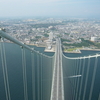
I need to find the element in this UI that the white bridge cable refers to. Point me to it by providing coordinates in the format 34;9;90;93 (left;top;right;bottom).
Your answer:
40;53;43;100
37;53;40;100
73;59;79;100
21;48;28;100
98;93;100;100
31;52;35;100
62;51;100;59
62;57;82;100
75;58;82;100
82;56;90;100
78;57;86;100
0;38;11;100
0;30;54;58
72;59;77;100
89;56;98;100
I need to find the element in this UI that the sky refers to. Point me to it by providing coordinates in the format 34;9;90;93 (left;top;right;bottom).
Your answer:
0;0;100;18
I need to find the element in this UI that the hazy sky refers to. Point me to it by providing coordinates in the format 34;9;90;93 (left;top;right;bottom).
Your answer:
0;0;100;18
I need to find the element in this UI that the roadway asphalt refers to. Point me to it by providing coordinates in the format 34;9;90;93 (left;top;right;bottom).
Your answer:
50;38;64;100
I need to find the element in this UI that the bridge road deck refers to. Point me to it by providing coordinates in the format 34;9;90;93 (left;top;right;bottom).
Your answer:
50;39;64;100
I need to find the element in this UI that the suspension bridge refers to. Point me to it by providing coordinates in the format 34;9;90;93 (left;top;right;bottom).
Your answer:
0;30;100;100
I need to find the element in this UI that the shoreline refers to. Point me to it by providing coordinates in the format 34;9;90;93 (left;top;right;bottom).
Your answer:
2;42;100;53
63;48;100;53
63;51;81;53
80;48;100;51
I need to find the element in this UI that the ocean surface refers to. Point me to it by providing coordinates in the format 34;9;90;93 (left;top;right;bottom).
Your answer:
0;43;100;100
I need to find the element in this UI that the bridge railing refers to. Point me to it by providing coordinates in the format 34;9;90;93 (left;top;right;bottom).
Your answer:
0;30;54;100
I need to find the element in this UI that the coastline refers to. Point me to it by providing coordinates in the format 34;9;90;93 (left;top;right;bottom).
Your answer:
1;42;100;53
63;51;81;53
63;48;100;53
80;48;100;51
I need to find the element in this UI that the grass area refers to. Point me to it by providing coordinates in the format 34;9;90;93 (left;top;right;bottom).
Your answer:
64;47;82;52
62;38;100;51
95;43;100;49
67;48;77;51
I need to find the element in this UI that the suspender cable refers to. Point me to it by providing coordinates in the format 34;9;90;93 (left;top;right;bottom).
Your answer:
31;52;35;100
37;52;40;100
82;56;90;100
75;58;82;100
21;47;28;100
0;38;11;100
40;53;43;100
72;59;77;100
0;38;8;100
89;55;98;100
98;93;100;100
72;59;76;100
73;59;79;100
78;57;86;100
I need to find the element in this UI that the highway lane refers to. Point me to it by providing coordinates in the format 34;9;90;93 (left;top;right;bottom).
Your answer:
50;38;64;100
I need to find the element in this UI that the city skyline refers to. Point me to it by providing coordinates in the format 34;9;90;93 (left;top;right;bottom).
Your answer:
0;0;100;18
